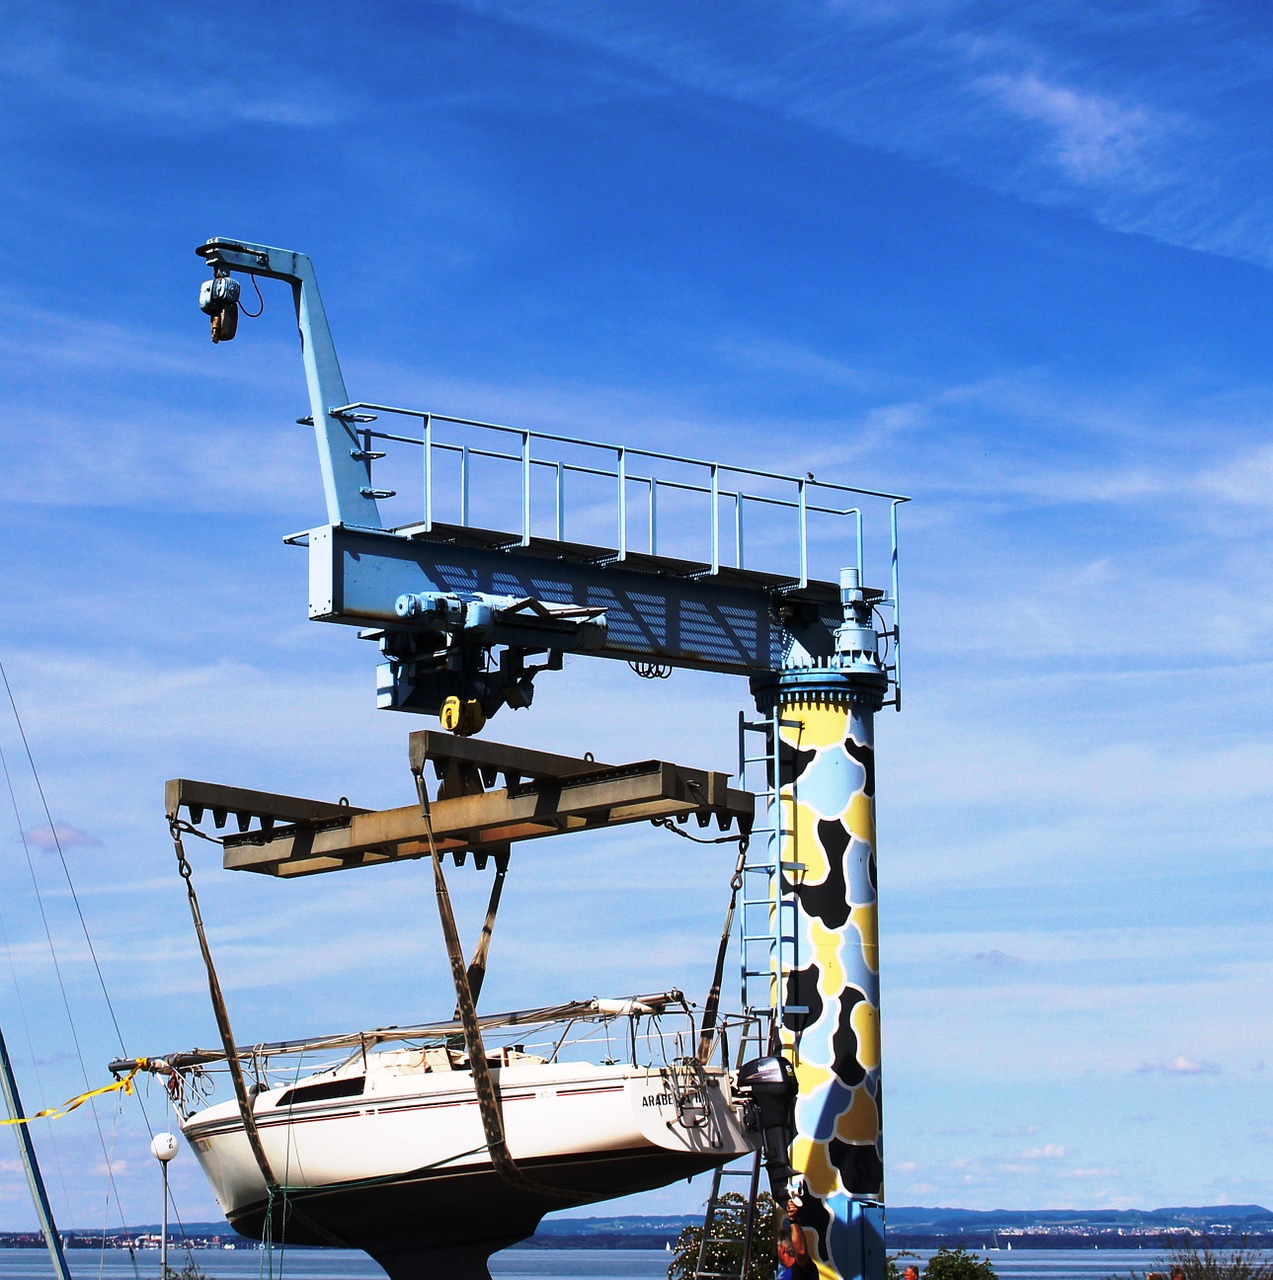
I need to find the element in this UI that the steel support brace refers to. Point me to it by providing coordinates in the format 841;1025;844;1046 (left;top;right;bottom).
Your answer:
196;238;383;530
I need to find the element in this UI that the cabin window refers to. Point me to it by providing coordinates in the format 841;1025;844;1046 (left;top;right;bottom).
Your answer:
276;1076;365;1107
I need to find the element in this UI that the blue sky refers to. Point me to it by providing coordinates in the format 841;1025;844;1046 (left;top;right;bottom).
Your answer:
2;0;1273;1235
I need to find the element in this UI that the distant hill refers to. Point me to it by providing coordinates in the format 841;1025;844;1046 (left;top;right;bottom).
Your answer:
28;1206;1273;1253
885;1206;1273;1229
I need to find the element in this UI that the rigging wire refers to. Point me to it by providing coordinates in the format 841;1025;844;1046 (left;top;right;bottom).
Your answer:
0;731;132;1234
0;830;74;1218
0;661;131;1056
0;657;164;1251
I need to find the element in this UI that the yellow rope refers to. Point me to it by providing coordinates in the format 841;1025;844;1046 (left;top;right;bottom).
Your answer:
0;1063;145;1125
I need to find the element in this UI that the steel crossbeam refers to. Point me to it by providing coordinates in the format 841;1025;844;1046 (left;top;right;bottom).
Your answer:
168;752;753;879
310;523;845;679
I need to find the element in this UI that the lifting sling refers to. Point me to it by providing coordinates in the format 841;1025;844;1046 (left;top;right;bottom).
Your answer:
413;768;589;1204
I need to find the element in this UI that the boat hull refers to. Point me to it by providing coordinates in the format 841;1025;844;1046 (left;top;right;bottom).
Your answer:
182;1059;751;1270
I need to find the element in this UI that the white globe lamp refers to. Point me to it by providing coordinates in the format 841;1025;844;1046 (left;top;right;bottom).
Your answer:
151;1132;179;1277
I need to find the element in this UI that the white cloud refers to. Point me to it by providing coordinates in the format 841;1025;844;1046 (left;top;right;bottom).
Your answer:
448;1;1273;267
978;72;1163;187
1200;444;1273;509
1136;1056;1222;1076
1019;1143;1066;1160
26;824;101;851
0;9;356;132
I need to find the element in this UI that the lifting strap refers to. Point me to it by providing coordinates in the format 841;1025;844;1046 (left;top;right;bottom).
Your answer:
412;770;589;1204
696;836;749;1065
168;819;349;1249
460;845;509;1013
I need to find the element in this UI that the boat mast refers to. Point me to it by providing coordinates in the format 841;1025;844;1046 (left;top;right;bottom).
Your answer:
0;1025;72;1280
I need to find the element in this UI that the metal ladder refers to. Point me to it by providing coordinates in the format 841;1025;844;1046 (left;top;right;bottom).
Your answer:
687;712;800;1280
690;1113;765;1279
737;709;802;1050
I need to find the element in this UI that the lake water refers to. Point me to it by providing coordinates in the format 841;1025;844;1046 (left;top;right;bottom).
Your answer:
0;1245;1221;1280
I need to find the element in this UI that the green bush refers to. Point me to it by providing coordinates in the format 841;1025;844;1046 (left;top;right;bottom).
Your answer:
1121;1242;1273;1280
667;1191;779;1280
921;1246;999;1280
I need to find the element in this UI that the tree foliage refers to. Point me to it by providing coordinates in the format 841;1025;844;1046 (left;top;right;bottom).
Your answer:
887;1251;921;1280
667;1191;779;1280
163;1266;211;1280
921;1246;999;1280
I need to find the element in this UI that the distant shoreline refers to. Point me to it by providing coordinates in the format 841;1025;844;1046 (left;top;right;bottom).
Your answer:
3;1207;1268;1254
0;1235;1269;1254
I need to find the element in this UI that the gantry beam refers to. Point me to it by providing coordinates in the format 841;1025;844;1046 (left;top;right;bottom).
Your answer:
310;523;845;678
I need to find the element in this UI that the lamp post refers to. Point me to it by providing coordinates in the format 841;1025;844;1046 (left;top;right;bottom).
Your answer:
151;1133;179;1278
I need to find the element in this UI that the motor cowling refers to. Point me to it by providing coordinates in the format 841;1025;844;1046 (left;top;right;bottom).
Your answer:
199;274;240;343
735;1054;798;1198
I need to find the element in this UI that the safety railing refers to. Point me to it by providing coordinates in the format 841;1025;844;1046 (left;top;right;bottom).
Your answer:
330;402;909;594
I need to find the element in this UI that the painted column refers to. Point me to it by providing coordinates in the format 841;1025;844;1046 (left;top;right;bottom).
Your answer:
751;569;888;1280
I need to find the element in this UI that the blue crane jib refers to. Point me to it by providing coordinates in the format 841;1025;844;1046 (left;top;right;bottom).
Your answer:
196;238;908;733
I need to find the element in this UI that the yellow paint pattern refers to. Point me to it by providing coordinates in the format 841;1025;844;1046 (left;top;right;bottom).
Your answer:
779;702;849;751
785;797;832;884
849;903;879;974
832;1081;881;1143
809;917;847;993
846;790;876;845
849;999;880;1072
791;1135;839;1198
794;1058;833;1099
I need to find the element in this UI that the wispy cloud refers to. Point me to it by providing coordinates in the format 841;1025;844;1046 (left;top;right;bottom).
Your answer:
0;7;356;131
977;71;1167;188
453;0;1273;268
1136;1056;1222;1076
25;823;101;850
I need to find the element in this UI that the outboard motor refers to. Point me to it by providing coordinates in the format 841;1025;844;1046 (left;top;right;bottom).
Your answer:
735;1054;798;1198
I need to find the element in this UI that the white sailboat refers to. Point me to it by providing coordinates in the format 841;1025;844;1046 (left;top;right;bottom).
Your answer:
120;993;759;1276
